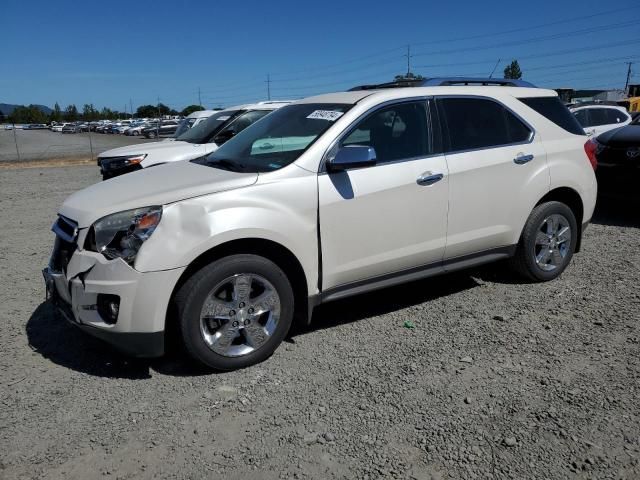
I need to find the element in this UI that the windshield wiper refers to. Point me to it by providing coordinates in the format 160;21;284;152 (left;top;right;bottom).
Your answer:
206;158;247;172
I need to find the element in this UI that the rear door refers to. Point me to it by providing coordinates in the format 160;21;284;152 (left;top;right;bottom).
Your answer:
318;99;449;289
436;96;549;260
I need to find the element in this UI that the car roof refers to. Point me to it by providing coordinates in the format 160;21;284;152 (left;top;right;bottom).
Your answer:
294;86;556;106
185;109;218;119
569;103;627;111
224;100;293;112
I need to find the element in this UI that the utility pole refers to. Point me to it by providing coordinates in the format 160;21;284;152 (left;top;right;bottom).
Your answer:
130;99;134;119
624;62;633;93
405;44;412;77
124;104;127;119
198;87;202;107
266;74;271;100
157;96;161;137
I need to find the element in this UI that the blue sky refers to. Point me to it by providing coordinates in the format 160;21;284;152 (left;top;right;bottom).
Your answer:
2;0;639;111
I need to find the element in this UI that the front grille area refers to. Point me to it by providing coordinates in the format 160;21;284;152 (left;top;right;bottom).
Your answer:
50;215;78;273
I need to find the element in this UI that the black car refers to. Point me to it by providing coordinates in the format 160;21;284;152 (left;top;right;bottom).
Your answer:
594;115;640;187
142;120;179;138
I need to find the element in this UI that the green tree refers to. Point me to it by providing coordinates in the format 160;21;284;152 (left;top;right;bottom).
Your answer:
100;107;116;120
64;104;79;122
8;105;48;124
50;102;62;123
181;105;204;116
503;60;522;80
82;103;99;121
136;103;172;118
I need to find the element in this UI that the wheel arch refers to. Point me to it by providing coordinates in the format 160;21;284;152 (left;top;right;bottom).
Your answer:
167;238;310;337
533;187;585;252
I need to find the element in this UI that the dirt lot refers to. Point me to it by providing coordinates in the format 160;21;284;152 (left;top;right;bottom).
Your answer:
0;130;155;162
0;165;638;480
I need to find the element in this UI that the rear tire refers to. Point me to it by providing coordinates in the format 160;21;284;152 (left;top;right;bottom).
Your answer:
511;201;578;282
175;254;294;371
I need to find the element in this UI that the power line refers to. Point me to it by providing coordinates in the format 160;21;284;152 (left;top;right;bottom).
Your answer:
410;5;640;46
411;19;639;58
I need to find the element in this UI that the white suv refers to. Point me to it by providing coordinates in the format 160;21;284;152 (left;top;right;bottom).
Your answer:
97;101;290;179
570;103;631;137
43;81;597;370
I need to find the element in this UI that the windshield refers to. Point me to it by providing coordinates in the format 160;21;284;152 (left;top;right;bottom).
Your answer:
209;110;272;144
177;110;240;144
195;103;351;173
174;117;198;138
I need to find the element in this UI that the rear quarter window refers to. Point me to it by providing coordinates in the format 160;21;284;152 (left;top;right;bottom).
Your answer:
518;97;585;136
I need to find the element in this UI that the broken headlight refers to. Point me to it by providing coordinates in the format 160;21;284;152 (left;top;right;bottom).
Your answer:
87;206;162;264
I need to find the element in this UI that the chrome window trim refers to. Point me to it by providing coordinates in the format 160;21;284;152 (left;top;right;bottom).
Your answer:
435;94;536;155
319;96;440;173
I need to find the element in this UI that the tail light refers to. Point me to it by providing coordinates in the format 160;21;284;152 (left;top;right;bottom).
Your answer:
584;139;598;171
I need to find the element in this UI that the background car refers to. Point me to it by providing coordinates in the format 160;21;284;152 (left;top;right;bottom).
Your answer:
172;109;220;139
570;103;631;137
98;101;290;179
142;120;180;138
61;124;81;133
593;114;640;189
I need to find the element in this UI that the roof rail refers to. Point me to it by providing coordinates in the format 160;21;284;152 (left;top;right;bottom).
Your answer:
422;77;536;87
349;77;536;91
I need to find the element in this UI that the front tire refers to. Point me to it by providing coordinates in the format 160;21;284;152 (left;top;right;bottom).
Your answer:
511;201;578;282
175;254;294;371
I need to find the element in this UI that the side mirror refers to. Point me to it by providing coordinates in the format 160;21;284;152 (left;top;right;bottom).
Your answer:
327;145;377;172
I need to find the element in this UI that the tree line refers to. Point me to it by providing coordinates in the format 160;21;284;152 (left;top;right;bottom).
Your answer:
2;103;205;124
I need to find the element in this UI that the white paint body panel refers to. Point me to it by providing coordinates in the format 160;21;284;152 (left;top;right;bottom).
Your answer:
49;85;598;342
318;155;449;289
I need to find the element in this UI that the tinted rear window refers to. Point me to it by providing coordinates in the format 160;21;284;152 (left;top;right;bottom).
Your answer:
519;97;585;135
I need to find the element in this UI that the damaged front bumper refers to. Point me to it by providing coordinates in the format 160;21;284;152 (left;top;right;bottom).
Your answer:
43;241;185;358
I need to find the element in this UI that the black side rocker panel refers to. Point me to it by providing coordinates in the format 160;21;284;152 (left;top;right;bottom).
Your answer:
308;246;516;319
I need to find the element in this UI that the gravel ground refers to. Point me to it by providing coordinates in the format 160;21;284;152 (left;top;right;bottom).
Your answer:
0;130;155;162
0;166;638;480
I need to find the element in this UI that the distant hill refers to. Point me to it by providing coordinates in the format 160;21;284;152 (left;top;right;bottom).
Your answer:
0;103;52;116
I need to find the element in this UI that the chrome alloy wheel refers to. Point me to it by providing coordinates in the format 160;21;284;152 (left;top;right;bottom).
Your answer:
199;274;281;357
533;213;572;272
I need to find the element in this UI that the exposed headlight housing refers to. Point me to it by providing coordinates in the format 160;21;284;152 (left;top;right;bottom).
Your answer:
100;154;147;171
86;206;162;265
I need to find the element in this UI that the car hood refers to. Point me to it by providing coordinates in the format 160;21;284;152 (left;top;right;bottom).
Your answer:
98;140;194;158
597;125;640;147
59;161;258;227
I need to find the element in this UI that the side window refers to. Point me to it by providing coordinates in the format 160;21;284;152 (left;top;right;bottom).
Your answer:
573;109;589;127
438;97;532;152
587;108;611;126
605;109;628;124
341;101;430;163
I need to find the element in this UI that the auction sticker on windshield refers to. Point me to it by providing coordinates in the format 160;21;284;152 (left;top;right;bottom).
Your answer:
216;116;231;121
307;110;344;121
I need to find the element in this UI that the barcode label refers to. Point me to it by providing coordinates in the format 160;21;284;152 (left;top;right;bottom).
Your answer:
306;110;344;121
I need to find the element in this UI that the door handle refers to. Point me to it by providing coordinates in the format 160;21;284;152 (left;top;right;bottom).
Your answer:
513;153;534;165
416;172;444;186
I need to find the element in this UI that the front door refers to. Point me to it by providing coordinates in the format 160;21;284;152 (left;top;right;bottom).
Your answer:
318;100;449;290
